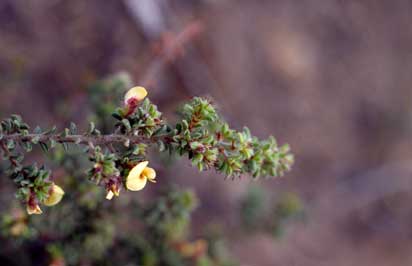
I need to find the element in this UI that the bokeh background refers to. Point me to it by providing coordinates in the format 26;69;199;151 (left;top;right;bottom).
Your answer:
2;0;412;265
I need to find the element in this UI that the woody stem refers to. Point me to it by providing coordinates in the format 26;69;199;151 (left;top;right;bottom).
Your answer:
0;133;155;146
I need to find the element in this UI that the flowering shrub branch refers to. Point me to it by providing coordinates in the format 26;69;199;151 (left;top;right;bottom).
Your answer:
0;86;294;215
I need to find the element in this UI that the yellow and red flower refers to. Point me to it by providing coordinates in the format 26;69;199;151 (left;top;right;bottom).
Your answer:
26;194;42;215
124;86;147;106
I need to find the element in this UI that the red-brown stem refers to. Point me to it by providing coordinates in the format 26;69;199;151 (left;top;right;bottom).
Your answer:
0;141;18;166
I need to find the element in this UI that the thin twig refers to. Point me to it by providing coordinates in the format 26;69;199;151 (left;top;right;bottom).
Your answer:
0;142;18;167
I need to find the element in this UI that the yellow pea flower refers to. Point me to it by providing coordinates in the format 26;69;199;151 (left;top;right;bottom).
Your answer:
43;184;65;206
26;203;42;215
126;161;157;191
10;222;26;236
124;86;148;105
9;208;27;236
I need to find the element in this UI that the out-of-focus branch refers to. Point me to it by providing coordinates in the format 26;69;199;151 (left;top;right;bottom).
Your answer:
139;21;203;88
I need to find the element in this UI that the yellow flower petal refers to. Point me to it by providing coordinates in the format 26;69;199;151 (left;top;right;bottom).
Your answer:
126;161;149;191
124;86;148;105
106;190;114;200
27;204;42;215
43;184;65;206
126;175;147;191
142;167;156;183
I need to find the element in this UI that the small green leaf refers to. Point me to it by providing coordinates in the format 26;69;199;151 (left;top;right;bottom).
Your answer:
88;122;96;134
157;140;166;152
31;135;40;144
50;139;57;148
196;162;204;172
63;128;70;137
39;142;49;153
121;119;131;132
34;126;42;134
21;141;32;152
44;126;57;135
112;111;123;120
7;140;15;150
62;142;69;152
124;139;130;147
189;142;202;150
69;122;77;134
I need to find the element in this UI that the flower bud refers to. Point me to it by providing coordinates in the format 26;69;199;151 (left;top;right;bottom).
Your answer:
106;190;115;200
27;194;42;215
27;203;42;215
106;181;120;200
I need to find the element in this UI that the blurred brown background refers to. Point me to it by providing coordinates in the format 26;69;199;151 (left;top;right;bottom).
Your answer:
2;0;412;265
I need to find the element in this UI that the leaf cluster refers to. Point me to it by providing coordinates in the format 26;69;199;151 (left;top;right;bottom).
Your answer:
162;97;294;178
